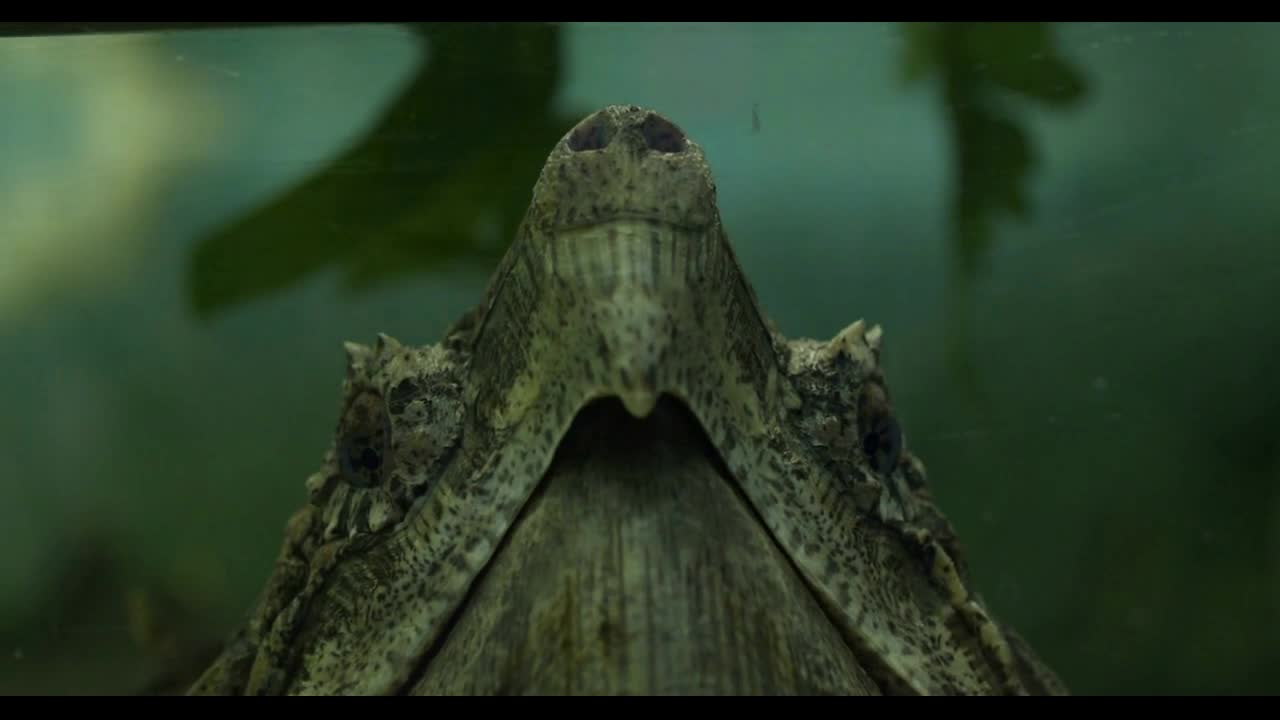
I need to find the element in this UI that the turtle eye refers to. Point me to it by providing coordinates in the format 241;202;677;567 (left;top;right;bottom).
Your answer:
858;382;902;476
861;414;902;476
337;390;391;488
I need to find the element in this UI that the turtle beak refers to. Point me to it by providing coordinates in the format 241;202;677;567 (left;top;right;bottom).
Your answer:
598;296;666;419
406;396;883;696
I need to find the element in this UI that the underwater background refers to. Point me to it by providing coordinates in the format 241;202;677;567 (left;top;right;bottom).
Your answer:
0;22;1276;694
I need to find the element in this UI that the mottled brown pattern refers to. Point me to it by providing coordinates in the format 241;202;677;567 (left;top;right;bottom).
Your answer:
410;398;880;695
186;105;1066;696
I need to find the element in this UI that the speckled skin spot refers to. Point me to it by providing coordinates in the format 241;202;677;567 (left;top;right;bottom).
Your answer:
186;105;1067;697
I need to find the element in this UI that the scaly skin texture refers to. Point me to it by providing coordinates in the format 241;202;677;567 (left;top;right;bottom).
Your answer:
187;105;1068;696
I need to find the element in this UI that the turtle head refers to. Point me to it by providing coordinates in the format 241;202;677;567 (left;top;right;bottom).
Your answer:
525;105;721;234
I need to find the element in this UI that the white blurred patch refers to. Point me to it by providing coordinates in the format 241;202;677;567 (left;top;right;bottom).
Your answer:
0;33;225;324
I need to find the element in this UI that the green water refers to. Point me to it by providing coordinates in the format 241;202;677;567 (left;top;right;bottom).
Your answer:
0;22;1276;695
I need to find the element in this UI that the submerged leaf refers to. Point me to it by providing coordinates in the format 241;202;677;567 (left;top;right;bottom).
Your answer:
960;22;1087;108
953;108;1035;273
902;22;1088;389
899;23;942;83
902;22;1088;275
187;22;582;318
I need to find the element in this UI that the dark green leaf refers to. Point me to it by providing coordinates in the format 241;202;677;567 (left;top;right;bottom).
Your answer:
901;22;1088;385
900;22;1089;276
960;22;1088;108
187;22;583;318
900;23;943;83
953;108;1035;273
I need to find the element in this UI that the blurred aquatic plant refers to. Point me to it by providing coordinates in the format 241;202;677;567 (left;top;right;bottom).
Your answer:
901;22;1088;276
184;22;583;318
184;22;1088;320
182;22;1088;322
900;22;1088;388
3;22;1089;319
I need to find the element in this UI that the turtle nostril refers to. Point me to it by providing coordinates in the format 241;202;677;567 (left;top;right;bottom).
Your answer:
567;113;613;151
640;113;687;154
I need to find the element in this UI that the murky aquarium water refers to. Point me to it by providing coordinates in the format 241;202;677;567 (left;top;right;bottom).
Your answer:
1;22;1276;696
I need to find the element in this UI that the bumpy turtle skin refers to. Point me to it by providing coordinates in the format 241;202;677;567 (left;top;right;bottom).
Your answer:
187;105;1068;697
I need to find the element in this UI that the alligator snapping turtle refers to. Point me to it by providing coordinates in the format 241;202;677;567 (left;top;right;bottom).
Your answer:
187;104;1068;696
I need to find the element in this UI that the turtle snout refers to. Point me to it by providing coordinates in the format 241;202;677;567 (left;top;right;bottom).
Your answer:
536;105;715;233
566;108;687;155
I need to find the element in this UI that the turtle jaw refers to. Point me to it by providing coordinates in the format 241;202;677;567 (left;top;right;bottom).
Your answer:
401;396;882;696
618;384;659;418
467;217;737;433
